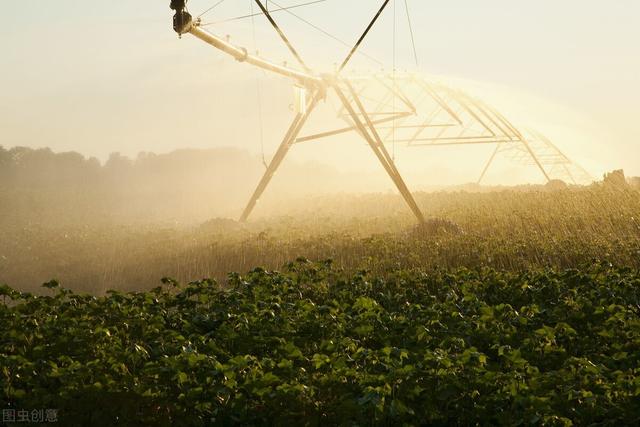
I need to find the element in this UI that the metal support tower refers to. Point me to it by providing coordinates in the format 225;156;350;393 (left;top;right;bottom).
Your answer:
170;1;593;222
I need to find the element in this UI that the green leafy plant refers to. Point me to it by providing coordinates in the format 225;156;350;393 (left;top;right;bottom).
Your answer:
2;261;639;426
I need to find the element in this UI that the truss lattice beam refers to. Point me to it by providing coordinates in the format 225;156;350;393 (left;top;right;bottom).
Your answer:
171;7;594;222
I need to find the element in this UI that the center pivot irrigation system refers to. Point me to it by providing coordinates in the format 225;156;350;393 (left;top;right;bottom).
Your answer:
169;0;592;224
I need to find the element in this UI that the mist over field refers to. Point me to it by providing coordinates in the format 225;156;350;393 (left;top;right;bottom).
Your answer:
0;145;504;225
1;144;638;294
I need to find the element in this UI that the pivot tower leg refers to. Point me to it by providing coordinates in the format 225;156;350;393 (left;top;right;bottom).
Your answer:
333;80;426;224
239;90;321;222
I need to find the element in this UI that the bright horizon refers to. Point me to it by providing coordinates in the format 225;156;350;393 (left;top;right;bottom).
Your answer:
1;0;639;182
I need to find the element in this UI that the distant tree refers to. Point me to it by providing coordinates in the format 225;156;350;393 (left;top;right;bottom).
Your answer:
0;145;8;163
105;152;133;171
0;146;10;167
0;146;10;184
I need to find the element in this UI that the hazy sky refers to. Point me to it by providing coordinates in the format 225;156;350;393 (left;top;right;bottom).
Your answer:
1;0;639;183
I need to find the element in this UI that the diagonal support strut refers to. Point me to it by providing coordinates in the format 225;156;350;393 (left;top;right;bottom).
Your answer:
239;89;322;222
253;0;311;73
333;80;426;223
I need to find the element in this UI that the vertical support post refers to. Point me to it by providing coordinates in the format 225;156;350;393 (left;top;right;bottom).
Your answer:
239;90;321;222
334;80;426;224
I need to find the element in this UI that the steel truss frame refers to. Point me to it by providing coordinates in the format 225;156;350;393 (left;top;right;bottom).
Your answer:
173;1;592;223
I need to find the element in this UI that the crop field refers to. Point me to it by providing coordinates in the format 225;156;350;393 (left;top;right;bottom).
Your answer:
2;262;640;426
2;183;640;293
4;0;640;423
2;181;640;425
